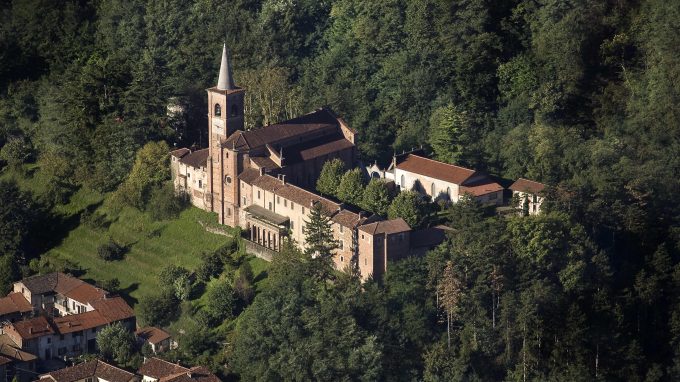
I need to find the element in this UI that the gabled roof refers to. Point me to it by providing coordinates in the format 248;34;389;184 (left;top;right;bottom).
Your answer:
138;358;189;380
136;327;171;345
0;334;38;362
244;174;341;214
9;316;55;340
223;108;341;151
0;292;32;316
331;209;369;229
395;154;477;185
179;149;209;169
90;297;135;323
52;311;108;334
160;366;221;382
460;181;504;197
359;218;411;235
39;359;137;382
170;148;190;159
17;272;107;304
509;178;546;194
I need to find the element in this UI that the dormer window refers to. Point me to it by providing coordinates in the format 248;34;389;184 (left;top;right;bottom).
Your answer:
214;104;221;116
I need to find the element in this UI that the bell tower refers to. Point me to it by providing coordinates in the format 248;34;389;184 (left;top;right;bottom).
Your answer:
207;44;245;225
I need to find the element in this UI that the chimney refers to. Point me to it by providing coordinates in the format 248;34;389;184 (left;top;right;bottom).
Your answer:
259;167;265;176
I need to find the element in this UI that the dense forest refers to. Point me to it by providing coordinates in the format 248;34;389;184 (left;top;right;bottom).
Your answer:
1;0;680;380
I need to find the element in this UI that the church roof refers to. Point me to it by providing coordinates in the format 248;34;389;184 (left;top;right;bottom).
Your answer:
223;108;341;151
179;149;209;169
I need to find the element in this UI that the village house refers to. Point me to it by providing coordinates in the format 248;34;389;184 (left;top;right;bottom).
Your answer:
38;359;139;382
0;335;37;382
135;327;174;354
509;178;546;215
0;273;135;361
0;293;32;323
138;357;220;382
170;148;209;210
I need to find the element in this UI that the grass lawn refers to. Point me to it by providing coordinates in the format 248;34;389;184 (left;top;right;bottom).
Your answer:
46;206;234;306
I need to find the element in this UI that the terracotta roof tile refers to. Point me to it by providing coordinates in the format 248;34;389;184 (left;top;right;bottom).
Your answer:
238;168;261;184
160;366;221;382
396;154;477;185
62;284;107;305
331;210;368;228
179;149;209;169
509;178;546;194
9;316;55;340
250;156;279;170
247;174;340;214
53;311;108;334
281;133;354;165
0;292;32;316
359;218;411;235
460;181;504;197
170;148;190;158
136;327;171;345
40;359;136;382
223;108;341;151
138;358;188;379
89;297;135;322
0;335;38;362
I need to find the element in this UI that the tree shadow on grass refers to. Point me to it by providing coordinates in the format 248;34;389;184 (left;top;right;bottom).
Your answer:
30;200;105;256
118;283;140;307
253;270;268;284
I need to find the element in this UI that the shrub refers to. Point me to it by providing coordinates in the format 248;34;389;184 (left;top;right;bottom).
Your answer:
97;239;125;261
81;209;110;230
147;184;187;221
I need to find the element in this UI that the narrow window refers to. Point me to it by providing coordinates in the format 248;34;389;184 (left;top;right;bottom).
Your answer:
242;197;246;205
431;183;436;197
302;207;305;214
400;174;405;189
284;199;287;207
268;202;272;210
198;180;202;189
290;220;294;229
214;104;221;116
291;202;295;210
340;256;344;262
277;196;280;204
257;190;261;199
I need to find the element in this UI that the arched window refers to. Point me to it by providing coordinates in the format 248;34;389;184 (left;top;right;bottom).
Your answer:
231;104;238;117
431;183;436;197
214;104;221;116
400;174;405;189
225;175;231;184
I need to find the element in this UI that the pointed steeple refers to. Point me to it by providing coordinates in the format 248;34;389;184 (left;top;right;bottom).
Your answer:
217;44;235;90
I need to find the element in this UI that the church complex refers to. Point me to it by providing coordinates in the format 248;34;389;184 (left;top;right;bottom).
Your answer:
171;46;545;280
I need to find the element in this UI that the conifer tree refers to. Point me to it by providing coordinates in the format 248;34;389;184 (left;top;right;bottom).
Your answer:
303;202;339;259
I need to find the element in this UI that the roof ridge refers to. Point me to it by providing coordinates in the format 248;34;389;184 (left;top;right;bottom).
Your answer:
405;154;476;174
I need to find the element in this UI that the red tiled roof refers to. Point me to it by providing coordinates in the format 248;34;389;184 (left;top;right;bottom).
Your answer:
40;359;136;382
223;108;341;151
160;366;221;382
138;358;188;379
9;316;55;340
460;181;504;197
170;148;190;158
0;334;38;362
331;209;368;229
179;149;209;169
246;174;341;214
359;218;411;235
250;156;279;170
396;154;477;185
53;311;108;334
90;297;135;322
0;292;32;316
136;327;171;345
281;133;354;165
509;178;545;194
63;284;107;305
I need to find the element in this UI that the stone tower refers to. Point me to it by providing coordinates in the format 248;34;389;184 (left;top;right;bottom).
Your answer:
207;44;245;225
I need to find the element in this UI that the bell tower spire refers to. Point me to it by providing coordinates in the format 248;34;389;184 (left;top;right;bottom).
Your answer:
217;44;235;90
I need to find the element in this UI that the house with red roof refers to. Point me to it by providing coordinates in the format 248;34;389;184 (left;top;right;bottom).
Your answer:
509;178;546;215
